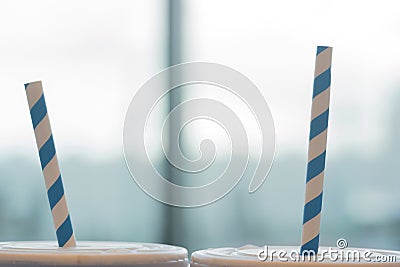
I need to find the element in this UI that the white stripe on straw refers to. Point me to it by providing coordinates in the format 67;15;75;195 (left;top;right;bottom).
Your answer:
24;81;76;247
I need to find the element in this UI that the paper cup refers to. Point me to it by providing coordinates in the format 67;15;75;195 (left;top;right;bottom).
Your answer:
0;241;188;267
191;246;400;267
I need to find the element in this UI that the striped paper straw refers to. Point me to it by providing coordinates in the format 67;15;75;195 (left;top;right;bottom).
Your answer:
301;46;333;254
24;81;76;248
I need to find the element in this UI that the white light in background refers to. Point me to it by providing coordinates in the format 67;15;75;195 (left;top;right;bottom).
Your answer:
1;0;400;160
0;0;166;158
184;0;400;156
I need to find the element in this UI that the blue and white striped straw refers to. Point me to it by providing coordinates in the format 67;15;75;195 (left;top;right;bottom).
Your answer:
24;81;76;247
301;46;333;254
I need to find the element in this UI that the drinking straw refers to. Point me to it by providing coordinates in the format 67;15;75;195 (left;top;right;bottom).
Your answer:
24;81;76;247
301;46;333;254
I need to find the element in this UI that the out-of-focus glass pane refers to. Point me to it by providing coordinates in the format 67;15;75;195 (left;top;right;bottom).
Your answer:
1;0;400;256
175;0;400;252
0;0;168;243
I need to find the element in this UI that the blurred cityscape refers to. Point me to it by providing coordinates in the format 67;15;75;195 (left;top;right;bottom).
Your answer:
1;90;400;253
0;0;400;255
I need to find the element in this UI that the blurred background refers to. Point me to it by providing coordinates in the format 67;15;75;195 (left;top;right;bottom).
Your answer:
0;0;400;254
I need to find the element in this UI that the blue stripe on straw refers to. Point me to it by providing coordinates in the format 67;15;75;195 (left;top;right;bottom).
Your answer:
309;110;329;140
303;193;323;224
306;151;326;182
30;94;47;128
56;215;73;247
39;135;56;169
48;176;65;209
316;46;328;55
312;68;331;98
24;83;30;90
301;234;320;253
